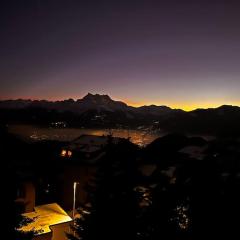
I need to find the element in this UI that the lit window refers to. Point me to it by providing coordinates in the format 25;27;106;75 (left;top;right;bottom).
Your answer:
67;150;72;157
61;150;67;157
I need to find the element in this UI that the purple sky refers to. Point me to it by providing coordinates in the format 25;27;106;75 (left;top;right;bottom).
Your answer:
1;1;240;110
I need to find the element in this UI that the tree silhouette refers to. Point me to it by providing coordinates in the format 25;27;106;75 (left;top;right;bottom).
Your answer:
67;138;139;240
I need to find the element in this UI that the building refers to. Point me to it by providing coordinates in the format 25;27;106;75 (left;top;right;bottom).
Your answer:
15;181;36;213
59;134;122;208
19;203;72;240
60;134;121;163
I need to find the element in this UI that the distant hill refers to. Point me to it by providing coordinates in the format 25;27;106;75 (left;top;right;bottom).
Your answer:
1;93;240;136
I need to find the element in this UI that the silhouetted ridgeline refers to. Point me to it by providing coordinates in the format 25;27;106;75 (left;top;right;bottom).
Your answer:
1;94;240;136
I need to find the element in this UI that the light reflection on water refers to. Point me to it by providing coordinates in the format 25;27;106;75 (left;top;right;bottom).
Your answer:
8;124;163;146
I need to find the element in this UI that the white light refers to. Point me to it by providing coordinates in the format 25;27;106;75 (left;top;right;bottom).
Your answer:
73;182;79;220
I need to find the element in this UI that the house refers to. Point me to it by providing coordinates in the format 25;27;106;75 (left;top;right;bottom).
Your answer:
58;135;123;209
60;134;121;163
15;181;35;213
19;203;72;240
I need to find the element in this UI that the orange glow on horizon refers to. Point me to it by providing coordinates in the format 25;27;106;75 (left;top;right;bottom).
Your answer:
124;99;240;111
1;95;240;112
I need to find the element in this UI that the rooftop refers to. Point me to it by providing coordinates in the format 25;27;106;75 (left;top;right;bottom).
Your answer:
19;203;72;235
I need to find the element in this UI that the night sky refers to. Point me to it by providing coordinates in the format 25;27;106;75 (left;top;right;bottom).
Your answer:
1;1;240;110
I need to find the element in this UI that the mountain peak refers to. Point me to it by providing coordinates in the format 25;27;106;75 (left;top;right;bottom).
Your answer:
82;93;112;101
76;93;127;111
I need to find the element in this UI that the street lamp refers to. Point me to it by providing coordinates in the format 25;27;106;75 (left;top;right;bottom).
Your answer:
73;181;79;220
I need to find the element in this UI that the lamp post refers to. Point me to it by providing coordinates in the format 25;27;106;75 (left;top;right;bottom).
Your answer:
73;181;79;220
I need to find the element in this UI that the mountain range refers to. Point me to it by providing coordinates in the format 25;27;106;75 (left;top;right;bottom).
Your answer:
1;93;240;136
0;93;174;114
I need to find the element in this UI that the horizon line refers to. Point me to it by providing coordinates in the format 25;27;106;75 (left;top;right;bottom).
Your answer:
0;94;239;112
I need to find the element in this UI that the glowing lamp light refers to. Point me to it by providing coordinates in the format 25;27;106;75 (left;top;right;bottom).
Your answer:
67;150;72;157
61;149;67;157
61;149;72;157
73;182;79;219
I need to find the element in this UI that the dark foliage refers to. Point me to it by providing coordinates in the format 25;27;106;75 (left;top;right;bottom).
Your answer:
67;139;139;240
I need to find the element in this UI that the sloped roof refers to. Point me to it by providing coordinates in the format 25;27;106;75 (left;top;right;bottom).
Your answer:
19;203;72;235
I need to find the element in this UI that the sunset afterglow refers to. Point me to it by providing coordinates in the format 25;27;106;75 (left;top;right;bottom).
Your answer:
1;1;240;109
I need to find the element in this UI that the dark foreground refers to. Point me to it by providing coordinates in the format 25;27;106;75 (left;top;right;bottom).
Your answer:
2;124;240;240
